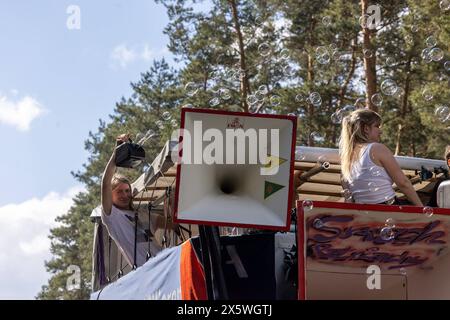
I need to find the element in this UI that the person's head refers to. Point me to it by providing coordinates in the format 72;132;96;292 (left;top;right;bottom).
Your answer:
339;109;382;181
111;174;133;210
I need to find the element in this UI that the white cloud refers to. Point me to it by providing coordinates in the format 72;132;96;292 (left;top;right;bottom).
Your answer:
141;44;154;61
110;43;169;69
0;93;46;131
0;186;85;299
110;44;137;69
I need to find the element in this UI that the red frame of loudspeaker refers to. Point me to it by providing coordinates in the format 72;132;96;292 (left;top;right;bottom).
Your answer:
296;200;450;300
173;107;297;231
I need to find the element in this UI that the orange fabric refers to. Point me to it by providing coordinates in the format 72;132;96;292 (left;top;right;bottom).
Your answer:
180;240;207;300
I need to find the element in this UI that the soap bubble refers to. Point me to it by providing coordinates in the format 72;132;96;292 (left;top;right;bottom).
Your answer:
385;218;396;228
209;97;220;107
435;105;450;122
381;79;398;96
367;182;379;193
425;36;437;48
422;89;433;101
313;218;324;228
411;24;419;33
322;16;332;26
444;61;450;72
170;119;178;128
270;95;281;106
369;166;382;177
315;46;328;57
302;200;313;211
341;189;353;201
184;82;199;97
354;98;366;109
422;48;432;63
440;0;450;11
258;85;268;95
182;103;194;109
317;53;331;65
386;57;396;67
309;92;322;106
380;226;395;241
220;88;231;100
295;94;304;103
156;120;164;130
279;48;290;61
331;111;342;124
371;93;383;106
254;15;264;27
423;206;434;217
430;47;444;62
315;46;331;64
310;131;322;143
363;49;373;58
359;14;369;28
247;94;258;106
162;111;172;121
320;162;330;170
258;42;271;57
394;87;405;99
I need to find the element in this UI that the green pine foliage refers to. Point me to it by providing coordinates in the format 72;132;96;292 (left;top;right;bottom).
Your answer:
38;0;449;299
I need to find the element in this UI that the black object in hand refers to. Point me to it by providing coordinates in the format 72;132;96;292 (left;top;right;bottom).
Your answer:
115;141;146;168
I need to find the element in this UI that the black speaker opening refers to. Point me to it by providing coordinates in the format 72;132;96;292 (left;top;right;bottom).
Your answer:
219;176;238;194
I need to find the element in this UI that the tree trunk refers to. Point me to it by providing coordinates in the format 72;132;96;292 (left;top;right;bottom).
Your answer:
337;37;358;109
395;55;412;155
394;123;402;155
361;0;377;111
307;17;316;146
228;0;250;112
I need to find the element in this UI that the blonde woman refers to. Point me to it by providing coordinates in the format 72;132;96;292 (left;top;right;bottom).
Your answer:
338;109;423;206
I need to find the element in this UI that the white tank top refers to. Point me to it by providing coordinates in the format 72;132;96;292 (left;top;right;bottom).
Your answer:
347;143;396;204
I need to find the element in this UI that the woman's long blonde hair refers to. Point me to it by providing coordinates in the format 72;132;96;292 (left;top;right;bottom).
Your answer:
339;109;382;182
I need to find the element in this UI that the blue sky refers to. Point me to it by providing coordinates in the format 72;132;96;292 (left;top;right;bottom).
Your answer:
0;0;174;299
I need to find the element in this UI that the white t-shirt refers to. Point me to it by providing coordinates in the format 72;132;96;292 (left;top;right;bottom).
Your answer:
347;143;396;204
101;205;161;267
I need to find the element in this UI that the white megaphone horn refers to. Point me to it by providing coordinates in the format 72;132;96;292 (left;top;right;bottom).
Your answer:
173;108;297;231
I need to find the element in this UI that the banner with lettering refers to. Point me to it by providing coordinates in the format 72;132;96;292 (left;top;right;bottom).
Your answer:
297;201;450;300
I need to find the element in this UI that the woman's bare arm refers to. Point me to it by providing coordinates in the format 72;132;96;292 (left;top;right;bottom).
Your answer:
373;143;423;206
101;134;130;215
